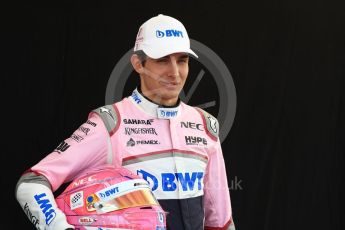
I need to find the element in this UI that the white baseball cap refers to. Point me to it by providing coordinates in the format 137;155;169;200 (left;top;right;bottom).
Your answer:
133;14;198;59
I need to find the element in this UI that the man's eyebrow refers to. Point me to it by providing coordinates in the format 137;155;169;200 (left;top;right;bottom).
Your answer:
179;55;189;59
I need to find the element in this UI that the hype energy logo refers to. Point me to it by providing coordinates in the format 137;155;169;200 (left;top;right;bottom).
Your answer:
156;29;184;38
105;39;237;143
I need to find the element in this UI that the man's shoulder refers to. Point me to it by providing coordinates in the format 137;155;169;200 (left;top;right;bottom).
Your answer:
89;103;122;135
90;97;127;116
183;103;218;121
183;103;219;139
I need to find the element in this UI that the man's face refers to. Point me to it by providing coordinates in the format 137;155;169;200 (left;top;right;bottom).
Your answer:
139;53;189;106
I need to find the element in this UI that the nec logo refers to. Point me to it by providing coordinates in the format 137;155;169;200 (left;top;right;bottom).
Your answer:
137;170;203;192
156;29;184;38
34;193;56;225
180;121;204;131
72;175;96;188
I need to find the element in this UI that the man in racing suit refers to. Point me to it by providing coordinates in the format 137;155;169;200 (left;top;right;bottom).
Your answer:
15;14;236;230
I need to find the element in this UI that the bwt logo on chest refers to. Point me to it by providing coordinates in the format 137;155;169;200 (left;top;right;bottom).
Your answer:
156;29;184;38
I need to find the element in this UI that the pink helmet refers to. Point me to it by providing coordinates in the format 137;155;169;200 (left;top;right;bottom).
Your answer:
55;165;166;230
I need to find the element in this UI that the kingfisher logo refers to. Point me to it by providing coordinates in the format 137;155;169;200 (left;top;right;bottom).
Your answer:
156;29;184;38
125;127;158;135
137;169;203;192
34;193;56;225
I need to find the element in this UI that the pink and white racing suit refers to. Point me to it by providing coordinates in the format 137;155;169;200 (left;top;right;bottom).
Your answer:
16;88;235;230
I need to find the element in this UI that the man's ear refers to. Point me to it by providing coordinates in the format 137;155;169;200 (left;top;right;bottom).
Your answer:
131;54;144;74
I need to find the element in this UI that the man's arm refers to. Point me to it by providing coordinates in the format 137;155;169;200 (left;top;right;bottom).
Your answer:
203;140;236;230
15;108;116;229
195;108;235;230
15;172;74;230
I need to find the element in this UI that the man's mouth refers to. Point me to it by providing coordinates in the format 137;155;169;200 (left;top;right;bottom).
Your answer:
160;81;179;89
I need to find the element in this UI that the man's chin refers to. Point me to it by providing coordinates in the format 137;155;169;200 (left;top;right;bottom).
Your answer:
160;92;180;102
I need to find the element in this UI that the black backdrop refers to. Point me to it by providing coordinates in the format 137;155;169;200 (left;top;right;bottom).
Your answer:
3;1;344;229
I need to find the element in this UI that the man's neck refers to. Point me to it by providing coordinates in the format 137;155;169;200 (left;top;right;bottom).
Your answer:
139;87;179;107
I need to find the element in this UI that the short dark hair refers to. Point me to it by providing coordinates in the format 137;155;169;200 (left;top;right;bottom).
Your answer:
134;50;147;66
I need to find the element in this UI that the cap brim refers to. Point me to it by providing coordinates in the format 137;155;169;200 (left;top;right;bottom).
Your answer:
142;46;198;59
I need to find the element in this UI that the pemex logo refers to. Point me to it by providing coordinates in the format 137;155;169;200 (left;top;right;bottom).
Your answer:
105;39;237;143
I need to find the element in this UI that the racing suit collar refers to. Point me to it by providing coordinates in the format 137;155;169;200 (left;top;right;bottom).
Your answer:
129;88;181;119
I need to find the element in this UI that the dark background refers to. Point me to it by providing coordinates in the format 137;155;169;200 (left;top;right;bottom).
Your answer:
3;0;344;229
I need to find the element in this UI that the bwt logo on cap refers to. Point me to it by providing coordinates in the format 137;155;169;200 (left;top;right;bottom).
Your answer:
156;29;184;38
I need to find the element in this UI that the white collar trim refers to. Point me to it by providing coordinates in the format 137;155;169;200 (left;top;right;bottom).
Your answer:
129;88;181;119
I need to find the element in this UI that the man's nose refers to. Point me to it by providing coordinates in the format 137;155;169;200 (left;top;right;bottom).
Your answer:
167;59;179;77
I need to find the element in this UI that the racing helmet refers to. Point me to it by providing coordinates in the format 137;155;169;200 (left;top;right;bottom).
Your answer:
55;165;166;230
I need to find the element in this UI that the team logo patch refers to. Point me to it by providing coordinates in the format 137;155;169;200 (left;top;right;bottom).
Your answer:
100;107;115;120
207;116;218;133
70;191;84;210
